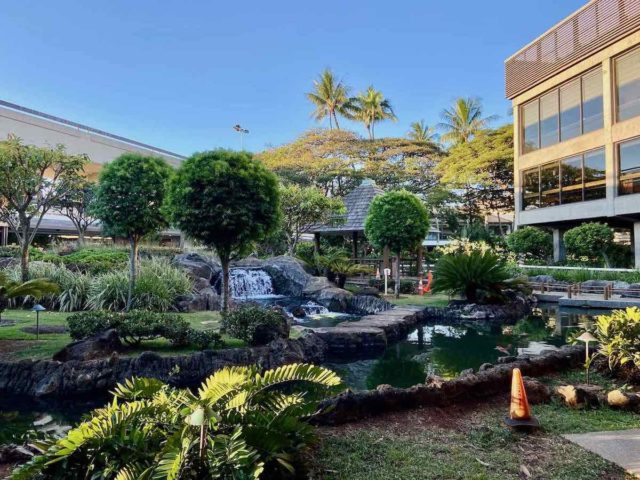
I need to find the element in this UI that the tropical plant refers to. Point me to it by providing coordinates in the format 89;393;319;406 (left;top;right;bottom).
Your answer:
92;153;173;310
407;120;438;143
221;305;289;346
349;86;397;140
306;68;352;129
166;150;280;312
431;251;526;304
506;226;553;261
563;222;615;267
437;97;497;144
0;136;88;281
55;179;98;246
0;272;59;321
593;307;640;370
316;256;371;288
11;364;343;480
364;190;430;297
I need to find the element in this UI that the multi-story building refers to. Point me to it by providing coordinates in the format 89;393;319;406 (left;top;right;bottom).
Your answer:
506;0;640;267
0;100;185;244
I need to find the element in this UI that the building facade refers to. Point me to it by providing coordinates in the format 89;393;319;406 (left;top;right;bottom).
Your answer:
0;100;185;243
506;0;640;267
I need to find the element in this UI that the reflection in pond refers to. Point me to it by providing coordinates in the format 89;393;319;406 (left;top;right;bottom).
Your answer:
330;304;606;390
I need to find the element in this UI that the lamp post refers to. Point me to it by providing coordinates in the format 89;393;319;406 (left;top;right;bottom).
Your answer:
32;304;46;340
576;331;597;384
233;124;249;150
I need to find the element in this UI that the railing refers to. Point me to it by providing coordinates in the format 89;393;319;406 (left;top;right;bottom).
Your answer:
350;257;430;277
530;281;640;300
505;0;640;99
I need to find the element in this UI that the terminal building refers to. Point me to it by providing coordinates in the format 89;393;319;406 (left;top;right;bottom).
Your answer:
506;0;640;267
0;100;185;244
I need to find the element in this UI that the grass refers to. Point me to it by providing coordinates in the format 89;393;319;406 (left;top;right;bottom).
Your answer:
385;293;450;308
0;309;244;361
308;369;638;480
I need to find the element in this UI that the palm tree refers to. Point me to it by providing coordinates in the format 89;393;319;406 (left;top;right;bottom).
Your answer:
407;120;438;143
0;272;59;321
306;69;351;130
438;97;497;145
350;86;397;140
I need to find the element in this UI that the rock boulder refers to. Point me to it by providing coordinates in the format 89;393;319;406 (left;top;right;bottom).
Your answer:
53;329;123;362
173;253;221;282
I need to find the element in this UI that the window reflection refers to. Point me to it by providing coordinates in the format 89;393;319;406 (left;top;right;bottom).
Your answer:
615;47;640;122
522;101;539;153
540;162;560;206
583;149;606;200
561;156;582;204
619;138;640;195
523;168;540;209
582;70;603;133
560;80;581;141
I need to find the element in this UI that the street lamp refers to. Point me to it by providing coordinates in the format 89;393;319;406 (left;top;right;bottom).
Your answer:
576;331;598;384
233;124;249;150
32;304;46;340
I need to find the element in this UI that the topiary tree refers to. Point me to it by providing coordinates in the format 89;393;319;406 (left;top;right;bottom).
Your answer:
364;190;430;298
92;153;173;310
563;222;614;267
506;226;552;261
166;150;280;311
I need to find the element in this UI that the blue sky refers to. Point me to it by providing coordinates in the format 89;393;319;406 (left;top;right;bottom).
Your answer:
0;0;586;155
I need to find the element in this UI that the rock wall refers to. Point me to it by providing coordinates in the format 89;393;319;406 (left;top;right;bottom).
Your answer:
420;293;534;326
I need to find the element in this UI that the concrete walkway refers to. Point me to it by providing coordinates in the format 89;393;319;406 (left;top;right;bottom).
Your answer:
563;429;640;477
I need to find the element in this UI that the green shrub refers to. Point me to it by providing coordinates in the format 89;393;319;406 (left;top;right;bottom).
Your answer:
506;226;552;261
67;310;222;349
594;307;640;370
432;251;527;304
221;305;288;346
86;270;129;311
521;267;640;284
368;278;416;294
564;222;614;267
61;247;129;274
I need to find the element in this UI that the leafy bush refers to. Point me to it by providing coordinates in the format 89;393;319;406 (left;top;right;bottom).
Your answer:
368;278;416;294
221;305;289;346
61;248;128;274
432;251;527;304
11;364;342;479
564;222;614;267
506;226;552;261
86;270;129;311
67;310;222;349
521;266;640;284
594;307;640;370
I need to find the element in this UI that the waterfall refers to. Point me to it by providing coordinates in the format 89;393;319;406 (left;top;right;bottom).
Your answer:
300;301;329;316
229;268;276;298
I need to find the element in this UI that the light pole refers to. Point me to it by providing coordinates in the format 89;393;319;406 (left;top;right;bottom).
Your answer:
32;304;46;340
233;124;249;150
577;331;598;384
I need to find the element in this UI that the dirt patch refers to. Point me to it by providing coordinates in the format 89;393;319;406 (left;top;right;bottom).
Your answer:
0;341;38;360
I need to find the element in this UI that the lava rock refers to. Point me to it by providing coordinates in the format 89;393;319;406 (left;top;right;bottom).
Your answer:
523;376;551;404
251;311;290;346
348;294;392;315
262;256;311;296
607;389;640;411
173;253;221;282
556;384;603;408
52;329;123;362
479;363;494;371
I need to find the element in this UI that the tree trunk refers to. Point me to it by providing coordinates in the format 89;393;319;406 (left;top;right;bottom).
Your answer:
77;229;86;247
395;251;401;299
371;122;375;141
334;112;340;130
126;237;139;311
221;258;231;312
20;242;29;282
328;113;333;130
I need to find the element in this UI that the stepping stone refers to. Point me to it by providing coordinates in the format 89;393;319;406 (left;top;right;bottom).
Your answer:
563;429;640;477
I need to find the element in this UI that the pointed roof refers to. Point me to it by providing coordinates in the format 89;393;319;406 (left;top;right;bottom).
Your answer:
311;179;384;234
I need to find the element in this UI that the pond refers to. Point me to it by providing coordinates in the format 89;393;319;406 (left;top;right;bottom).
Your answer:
326;304;602;391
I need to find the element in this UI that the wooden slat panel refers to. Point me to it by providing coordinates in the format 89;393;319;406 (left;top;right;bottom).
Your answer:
506;0;640;99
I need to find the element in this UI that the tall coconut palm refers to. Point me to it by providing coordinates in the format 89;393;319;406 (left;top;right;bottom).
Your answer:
350;86;397;140
438;97;497;145
407;120;438;143
306;69;351;130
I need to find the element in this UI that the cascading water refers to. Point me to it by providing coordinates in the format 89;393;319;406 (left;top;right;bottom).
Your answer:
229;268;276;299
300;301;329;316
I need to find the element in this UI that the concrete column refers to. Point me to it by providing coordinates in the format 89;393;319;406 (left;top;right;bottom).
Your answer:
602;58;616;214
634;222;640;269
512;104;522;229
553;228;565;263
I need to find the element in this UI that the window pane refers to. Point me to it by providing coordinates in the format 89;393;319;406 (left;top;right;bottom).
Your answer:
540;91;559;148
560;80;581;141
616;48;640;122
584;148;606;200
561;156;583;204
522;168;540;209
619;138;640;195
582;70;603;133
540;162;560;207
522;101;539;153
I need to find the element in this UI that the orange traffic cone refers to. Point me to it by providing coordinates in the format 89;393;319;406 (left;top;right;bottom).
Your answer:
504;368;539;429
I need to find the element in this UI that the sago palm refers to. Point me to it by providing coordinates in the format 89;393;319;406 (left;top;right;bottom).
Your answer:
306;69;352;130
0;272;59;321
407;120;438;143
350;86;397;140
11;363;343;480
437;97;497;145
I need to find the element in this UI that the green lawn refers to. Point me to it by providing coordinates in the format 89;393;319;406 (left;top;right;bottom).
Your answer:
308;370;637;480
0;309;244;361
385;293;450;308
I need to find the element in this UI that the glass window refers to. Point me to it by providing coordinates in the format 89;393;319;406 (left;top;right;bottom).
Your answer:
582;70;603;133
540;91;559;147
560;80;581;141
522;168;540;209
583;149;606;200
540;162;560;207
615;48;640;122
619;138;640;195
561;155;583;204
522;101;539;153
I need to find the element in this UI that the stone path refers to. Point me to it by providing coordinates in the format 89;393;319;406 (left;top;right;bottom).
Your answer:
563;429;640;477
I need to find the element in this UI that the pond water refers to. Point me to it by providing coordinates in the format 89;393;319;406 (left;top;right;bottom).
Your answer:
326;304;602;391
0;303;606;444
